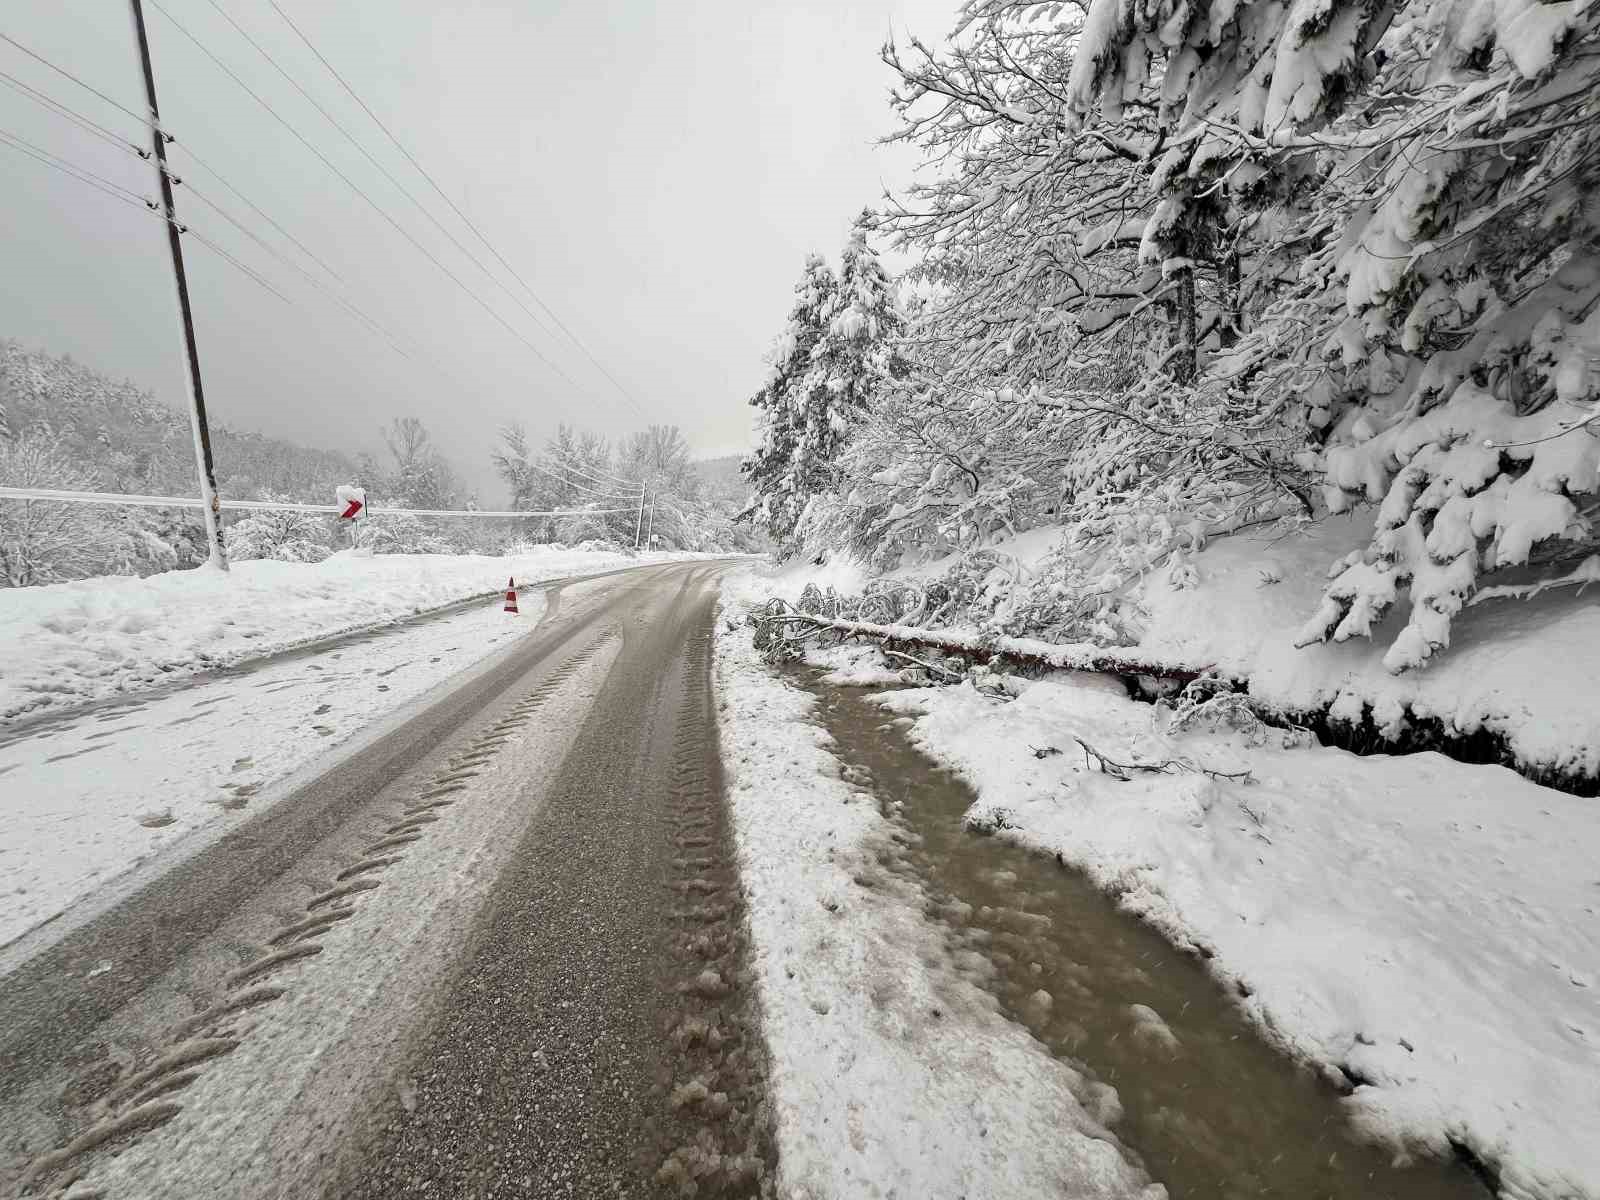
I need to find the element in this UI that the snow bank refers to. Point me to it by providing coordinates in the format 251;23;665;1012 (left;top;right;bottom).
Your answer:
764;514;1600;777
722;554;869;608
878;671;1600;1200
713;589;1163;1200
0;591;556;953
1131;513;1600;777
0;547;713;721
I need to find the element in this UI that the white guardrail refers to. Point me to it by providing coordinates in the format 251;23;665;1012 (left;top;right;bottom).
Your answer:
0;486;637;518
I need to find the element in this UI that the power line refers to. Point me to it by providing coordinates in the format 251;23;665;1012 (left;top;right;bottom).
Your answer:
0;486;639;519
0;49;491;399
263;0;650;419
530;441;645;490
0;30;147;124
146;0;591;397
0;102;394;355
0;68;148;158
0;123;148;207
178;142;345;284
187;228;294;303
182;181;416;359
0;43;345;289
2;74;409;362
0;120;411;365
523;455;640;500
202;0;588;378
544;453;644;493
0;19;647;456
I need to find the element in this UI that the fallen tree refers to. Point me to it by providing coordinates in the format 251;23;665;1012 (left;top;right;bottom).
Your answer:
752;596;1211;685
748;589;1599;798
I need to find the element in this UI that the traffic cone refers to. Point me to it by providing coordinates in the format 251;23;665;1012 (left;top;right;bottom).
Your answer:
504;577;519;615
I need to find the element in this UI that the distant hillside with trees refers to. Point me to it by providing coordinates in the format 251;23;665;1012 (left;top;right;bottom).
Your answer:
1;340;760;586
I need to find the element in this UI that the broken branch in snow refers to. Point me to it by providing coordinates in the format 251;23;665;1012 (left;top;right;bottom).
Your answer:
1072;736;1253;784
883;648;964;680
1465;554;1600;607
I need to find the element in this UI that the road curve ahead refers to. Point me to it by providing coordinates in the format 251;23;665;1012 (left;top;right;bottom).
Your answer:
3;561;774;1199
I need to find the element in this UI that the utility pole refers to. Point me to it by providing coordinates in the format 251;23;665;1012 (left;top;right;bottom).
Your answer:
633;487;646;550
644;494;655;550
130;0;227;571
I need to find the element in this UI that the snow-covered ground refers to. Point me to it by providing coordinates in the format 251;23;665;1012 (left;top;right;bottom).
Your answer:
0;546;713;723
0;560;680;957
1128;514;1600;779
769;513;1600;779
810;645;1600;1200
713;582;1164;1200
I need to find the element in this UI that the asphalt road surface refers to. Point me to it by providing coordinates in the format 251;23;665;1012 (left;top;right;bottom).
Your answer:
1;561;773;1199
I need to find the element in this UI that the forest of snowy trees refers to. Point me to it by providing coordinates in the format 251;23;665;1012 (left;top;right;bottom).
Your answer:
742;0;1600;674
0;341;757;586
491;421;763;553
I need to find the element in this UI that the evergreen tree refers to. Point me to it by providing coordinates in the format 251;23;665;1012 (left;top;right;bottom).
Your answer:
741;254;838;546
803;213;906;454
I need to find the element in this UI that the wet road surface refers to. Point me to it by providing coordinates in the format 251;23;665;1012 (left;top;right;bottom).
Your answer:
2;562;772;1199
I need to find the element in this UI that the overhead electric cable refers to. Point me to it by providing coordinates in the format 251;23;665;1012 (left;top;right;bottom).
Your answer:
0;40;345;286
0;68;147;157
147;0;590;394
178;144;346;283
0;122;416;365
0;123;147;206
3;78;425;363
0;30;147;124
545;452;644;491
186;228;295;303
522;456;640;500
182;181;414;358
0;486;638;519
263;0;649;418
202;0;588;369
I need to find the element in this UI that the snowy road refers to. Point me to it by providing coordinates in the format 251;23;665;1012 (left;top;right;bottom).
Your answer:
2;560;769;1198
0;562;651;954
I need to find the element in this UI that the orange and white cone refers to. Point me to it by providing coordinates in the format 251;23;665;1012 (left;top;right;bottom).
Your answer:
504;577;519;615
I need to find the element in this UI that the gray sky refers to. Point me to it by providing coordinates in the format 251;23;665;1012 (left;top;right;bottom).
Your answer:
0;0;953;503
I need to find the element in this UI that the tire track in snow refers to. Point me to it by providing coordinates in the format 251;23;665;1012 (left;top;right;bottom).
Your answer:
16;635;616;1199
326;564;775;1200
655;623;775;1195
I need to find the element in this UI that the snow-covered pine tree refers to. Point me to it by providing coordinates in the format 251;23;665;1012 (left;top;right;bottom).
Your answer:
974;0;1600;672
1282;5;1600;670
741;253;839;547
809;213;907;412
791;218;910;554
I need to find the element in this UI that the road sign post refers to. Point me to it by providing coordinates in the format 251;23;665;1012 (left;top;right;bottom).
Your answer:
337;484;366;549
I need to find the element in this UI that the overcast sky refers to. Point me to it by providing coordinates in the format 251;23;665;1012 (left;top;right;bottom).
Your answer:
0;0;954;502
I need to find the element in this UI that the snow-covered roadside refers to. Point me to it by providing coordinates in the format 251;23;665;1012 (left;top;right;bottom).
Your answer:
0;589;557;953
1129;514;1600;780
713;582;1164;1200
757;516;1600;780
851;653;1600;1200
0;547;716;722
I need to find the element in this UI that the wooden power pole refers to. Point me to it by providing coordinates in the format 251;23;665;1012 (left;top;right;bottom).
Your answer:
129;0;228;571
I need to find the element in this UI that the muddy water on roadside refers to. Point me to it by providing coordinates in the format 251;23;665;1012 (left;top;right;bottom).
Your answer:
796;671;1487;1200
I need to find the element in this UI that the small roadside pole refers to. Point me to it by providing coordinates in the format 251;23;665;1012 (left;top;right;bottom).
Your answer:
130;0;227;572
336;484;366;549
